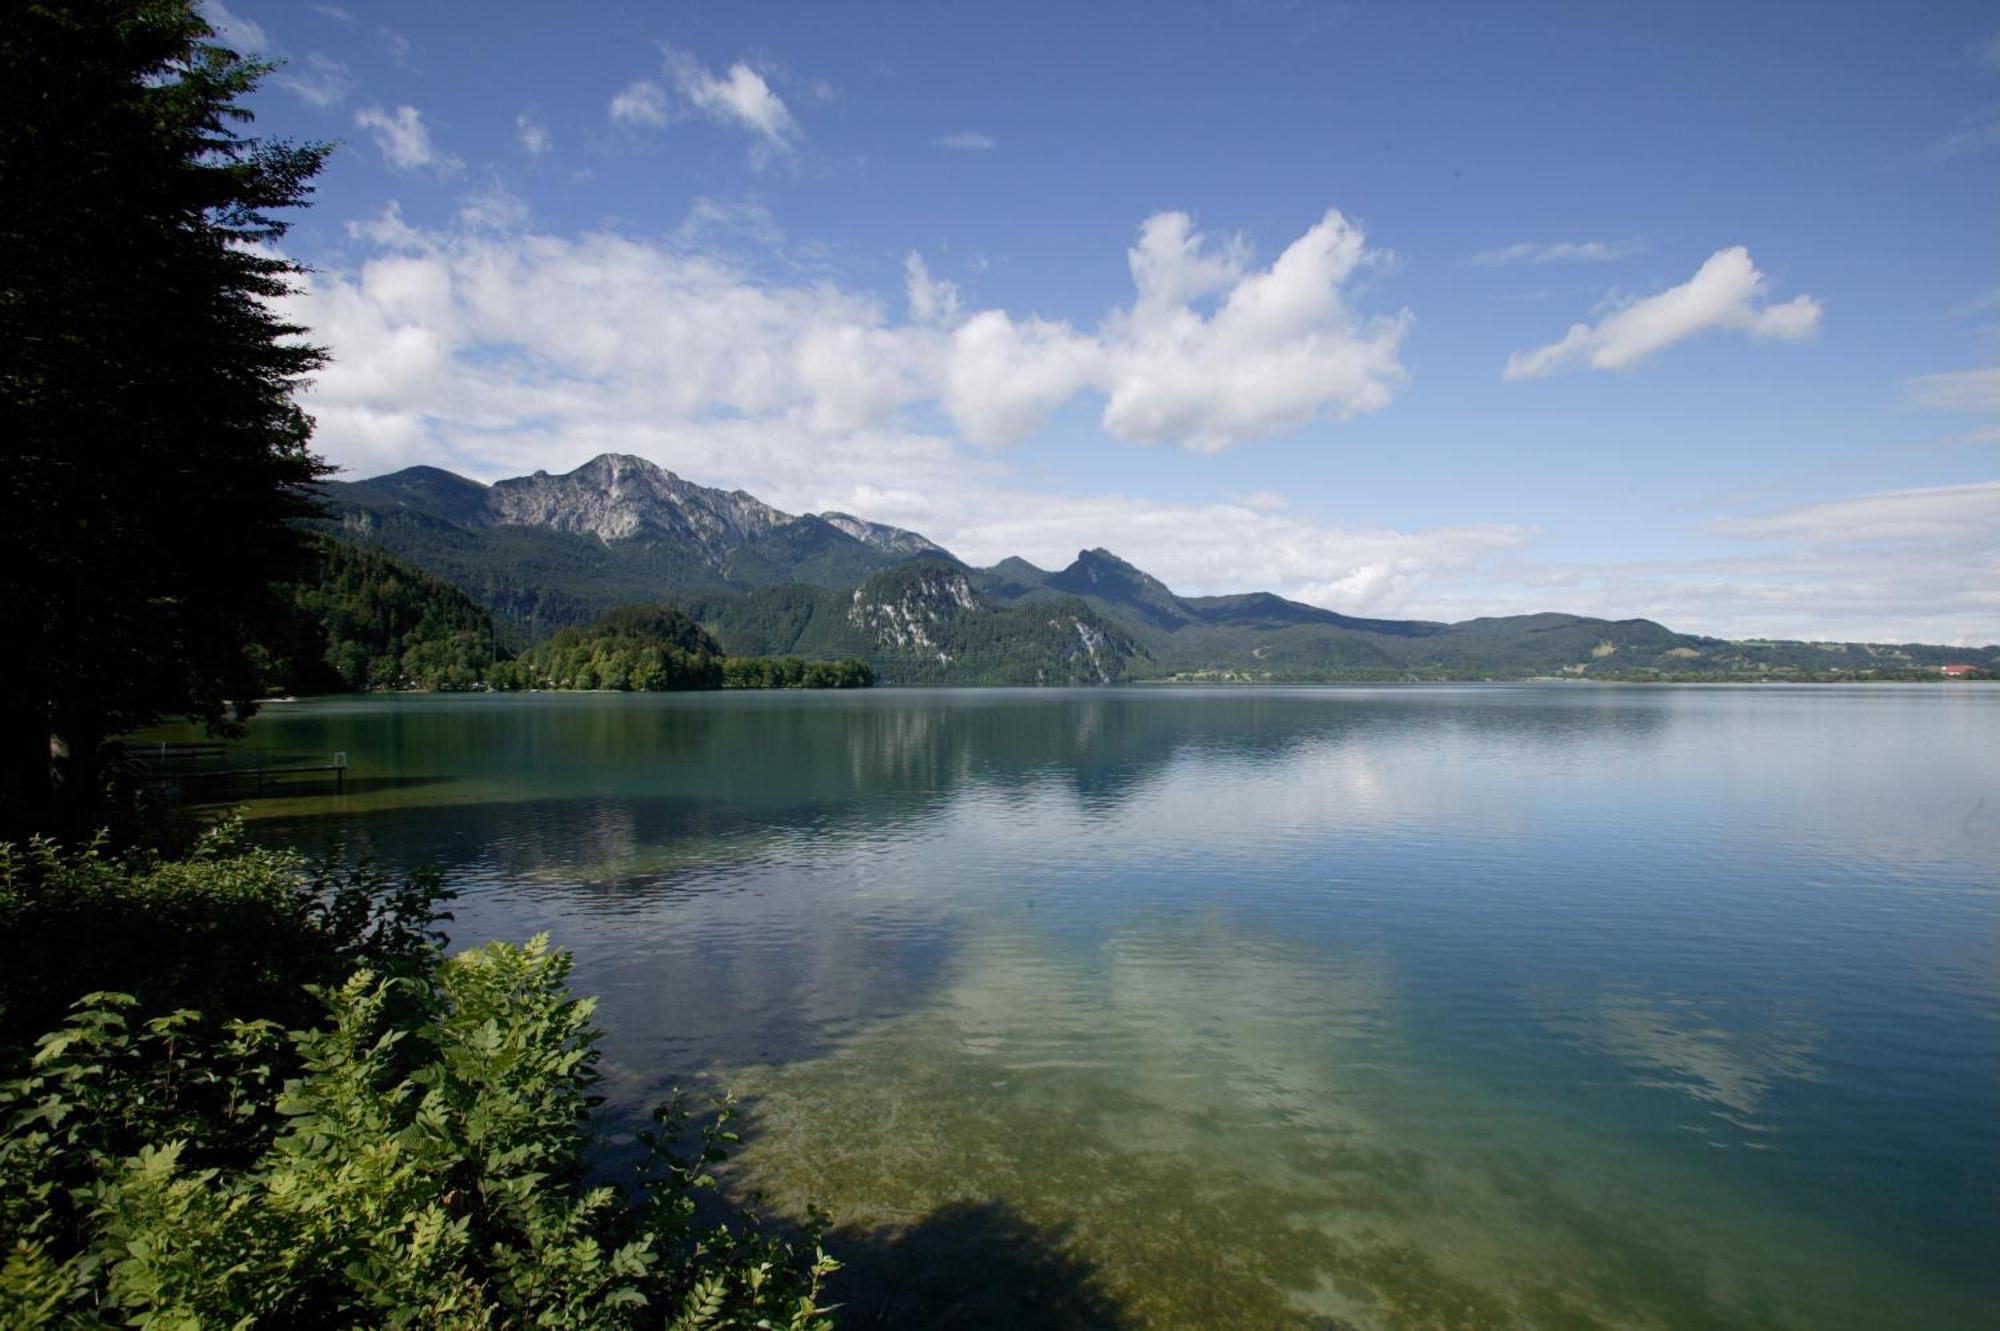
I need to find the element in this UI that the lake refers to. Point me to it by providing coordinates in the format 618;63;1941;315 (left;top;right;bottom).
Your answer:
199;685;1997;1329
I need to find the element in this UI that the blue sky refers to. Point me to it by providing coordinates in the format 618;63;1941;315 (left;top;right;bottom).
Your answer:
207;1;1997;642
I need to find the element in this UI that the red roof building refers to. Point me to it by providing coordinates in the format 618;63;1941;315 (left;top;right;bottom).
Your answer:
1940;663;1977;678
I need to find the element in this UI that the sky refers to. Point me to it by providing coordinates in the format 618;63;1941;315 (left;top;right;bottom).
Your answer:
204;0;1998;643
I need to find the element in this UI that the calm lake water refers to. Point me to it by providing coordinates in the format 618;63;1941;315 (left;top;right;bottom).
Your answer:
199;685;1997;1329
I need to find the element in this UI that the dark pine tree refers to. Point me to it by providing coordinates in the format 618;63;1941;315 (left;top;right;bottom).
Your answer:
0;0;330;834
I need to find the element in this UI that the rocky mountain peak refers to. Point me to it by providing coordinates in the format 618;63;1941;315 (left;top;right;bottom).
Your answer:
1045;547;1198;629
488;452;792;555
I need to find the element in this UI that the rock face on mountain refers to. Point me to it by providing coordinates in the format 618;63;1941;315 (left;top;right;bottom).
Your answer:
821;512;950;559
487;454;789;555
848;565;979;660
843;561;1144;683
319;454;2000;682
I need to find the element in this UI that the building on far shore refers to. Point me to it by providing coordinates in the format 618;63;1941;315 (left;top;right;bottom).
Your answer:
1939;663;1977;678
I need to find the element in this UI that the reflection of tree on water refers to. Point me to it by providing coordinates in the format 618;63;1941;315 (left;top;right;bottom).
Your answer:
252;688;1675;873
825;1199;1136;1330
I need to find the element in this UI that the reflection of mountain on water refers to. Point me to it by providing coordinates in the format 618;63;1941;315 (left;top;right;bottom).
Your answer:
257;688;1674;869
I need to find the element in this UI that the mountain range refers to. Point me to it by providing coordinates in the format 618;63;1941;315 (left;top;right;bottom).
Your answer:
317;454;1995;685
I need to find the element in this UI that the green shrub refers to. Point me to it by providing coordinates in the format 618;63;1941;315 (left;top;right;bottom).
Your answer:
0;821;444;1056
0;837;836;1328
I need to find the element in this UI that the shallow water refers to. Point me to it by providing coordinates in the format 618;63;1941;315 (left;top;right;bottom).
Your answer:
192;685;1998;1328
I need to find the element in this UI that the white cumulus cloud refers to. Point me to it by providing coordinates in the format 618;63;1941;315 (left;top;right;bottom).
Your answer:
665;50;799;148
945;311;1101;445
1095;209;1408;451
290;204;1410;464
610;50;804;167
1503;246;1820;380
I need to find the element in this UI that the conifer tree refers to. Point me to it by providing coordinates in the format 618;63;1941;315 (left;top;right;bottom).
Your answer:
0;0;330;832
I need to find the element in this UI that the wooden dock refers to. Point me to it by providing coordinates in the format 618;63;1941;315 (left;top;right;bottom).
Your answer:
122;742;348;794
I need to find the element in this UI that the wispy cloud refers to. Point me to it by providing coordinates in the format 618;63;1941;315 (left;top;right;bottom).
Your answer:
197;0;267;53
515;110;552;157
275;52;353;108
904;253;960;324
1924;115;2000;164
1470;238;1643;267
1907;365;2000;414
1504;246;1820;380
608;80;669;128
934;131;997;151
380;27;415;70
457;184;530;234
353;104;463;176
1715;479;2000;545
1406;478;2000;644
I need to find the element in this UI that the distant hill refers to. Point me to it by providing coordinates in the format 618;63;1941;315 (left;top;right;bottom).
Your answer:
316;454;2000;684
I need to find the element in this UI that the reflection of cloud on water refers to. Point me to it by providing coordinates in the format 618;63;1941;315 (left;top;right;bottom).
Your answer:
1538;985;1823;1136
719;910;1939;1330
937;912;1402;1165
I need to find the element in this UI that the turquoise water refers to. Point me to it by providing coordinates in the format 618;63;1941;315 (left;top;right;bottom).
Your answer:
202;685;1997;1328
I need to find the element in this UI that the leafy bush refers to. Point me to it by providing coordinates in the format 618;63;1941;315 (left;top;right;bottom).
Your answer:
0;821;443;1055
0;835;836;1328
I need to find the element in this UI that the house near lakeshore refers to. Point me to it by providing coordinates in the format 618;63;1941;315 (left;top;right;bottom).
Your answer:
1939;663;1977;678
